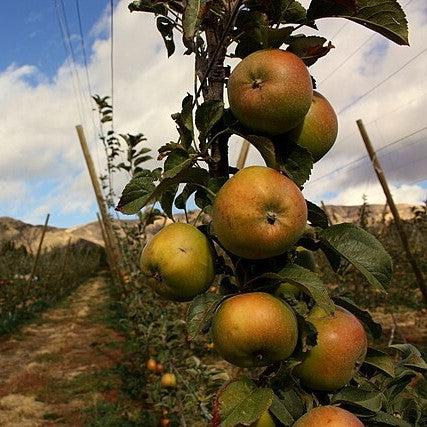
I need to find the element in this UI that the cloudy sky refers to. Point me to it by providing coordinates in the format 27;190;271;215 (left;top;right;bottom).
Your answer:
0;0;426;227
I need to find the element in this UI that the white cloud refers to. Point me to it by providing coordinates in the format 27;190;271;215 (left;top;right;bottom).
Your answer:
0;0;426;227
318;182;426;206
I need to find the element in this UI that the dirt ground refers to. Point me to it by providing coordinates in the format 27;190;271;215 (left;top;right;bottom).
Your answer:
0;274;134;426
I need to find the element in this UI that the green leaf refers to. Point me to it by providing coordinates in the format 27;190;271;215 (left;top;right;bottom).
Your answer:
368;411;412;427
116;167;208;215
156;16;175;57
385;368;417;401
234;10;270;58
128;0;168;15
258;0;307;24
333;296;382;339
319;223;393;292
274;387;307;421
218;377;274;427
116;171;157;215
296;316;318;353
391;344;427;372
187;293;223;340
182;0;205;51
160;185;178;219
154;167;210;206
163;149;194;179
175;184;197;210
275;142;313;187
269;394;294;426
194;177;227;209
268;26;295;49
331;386;385;415
307;0;409;46
244;135;277;168
134;155;152;166
364;348;395;377
287;35;334;66
277;0;307;24
306;200;329;228
255;264;334;314
171;94;194;149
181;94;194;134
195;100;224;142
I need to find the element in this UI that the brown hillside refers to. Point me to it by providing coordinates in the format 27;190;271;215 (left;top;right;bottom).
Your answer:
0;204;420;252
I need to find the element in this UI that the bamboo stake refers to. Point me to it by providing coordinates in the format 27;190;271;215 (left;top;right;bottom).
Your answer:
75;125;122;279
357;119;426;304
236;140;250;170
28;213;50;284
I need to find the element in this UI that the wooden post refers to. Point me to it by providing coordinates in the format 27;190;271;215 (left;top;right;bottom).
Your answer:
357;119;426;303
28;213;50;284
236;140;250;170
75;125;122;278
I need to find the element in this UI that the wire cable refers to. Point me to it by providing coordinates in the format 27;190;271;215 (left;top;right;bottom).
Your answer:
320;0;417;86
53;0;84;124
309;126;427;184
110;0;115;132
58;0;87;124
320;34;375;85
75;0;103;176
338;46;427;115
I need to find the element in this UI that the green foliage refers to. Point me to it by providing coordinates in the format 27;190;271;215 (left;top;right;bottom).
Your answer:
217;378;274;427
307;0;409;46
319;223;393;292
0;241;102;334
110;1;421;426
187;293;223;340
157;16;175;57
286;35;334;66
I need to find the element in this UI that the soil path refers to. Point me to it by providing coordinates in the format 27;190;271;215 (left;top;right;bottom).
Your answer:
0;274;130;426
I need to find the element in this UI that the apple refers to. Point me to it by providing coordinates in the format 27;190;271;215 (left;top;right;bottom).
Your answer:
146;358;157;372
294;306;368;391
293;406;364;426
211;292;298;367
286;91;338;162
140;222;215;301
212;166;307;259
160;373;177;388
228;49;313;134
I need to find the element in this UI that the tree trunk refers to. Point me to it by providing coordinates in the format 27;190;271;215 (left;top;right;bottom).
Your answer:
201;13;232;178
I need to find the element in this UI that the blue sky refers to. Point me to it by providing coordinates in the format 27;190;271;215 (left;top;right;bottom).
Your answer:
0;1;106;80
0;0;426;228
0;1;110;226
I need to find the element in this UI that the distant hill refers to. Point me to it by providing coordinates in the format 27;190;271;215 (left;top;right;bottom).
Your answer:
0;204;421;252
322;203;420;225
0;217;103;254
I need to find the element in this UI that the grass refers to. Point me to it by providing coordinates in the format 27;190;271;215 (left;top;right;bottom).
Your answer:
33;352;63;364
36;369;118;404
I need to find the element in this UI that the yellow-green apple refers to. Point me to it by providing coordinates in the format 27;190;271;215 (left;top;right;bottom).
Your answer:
140;223;214;301
287;91;338;162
